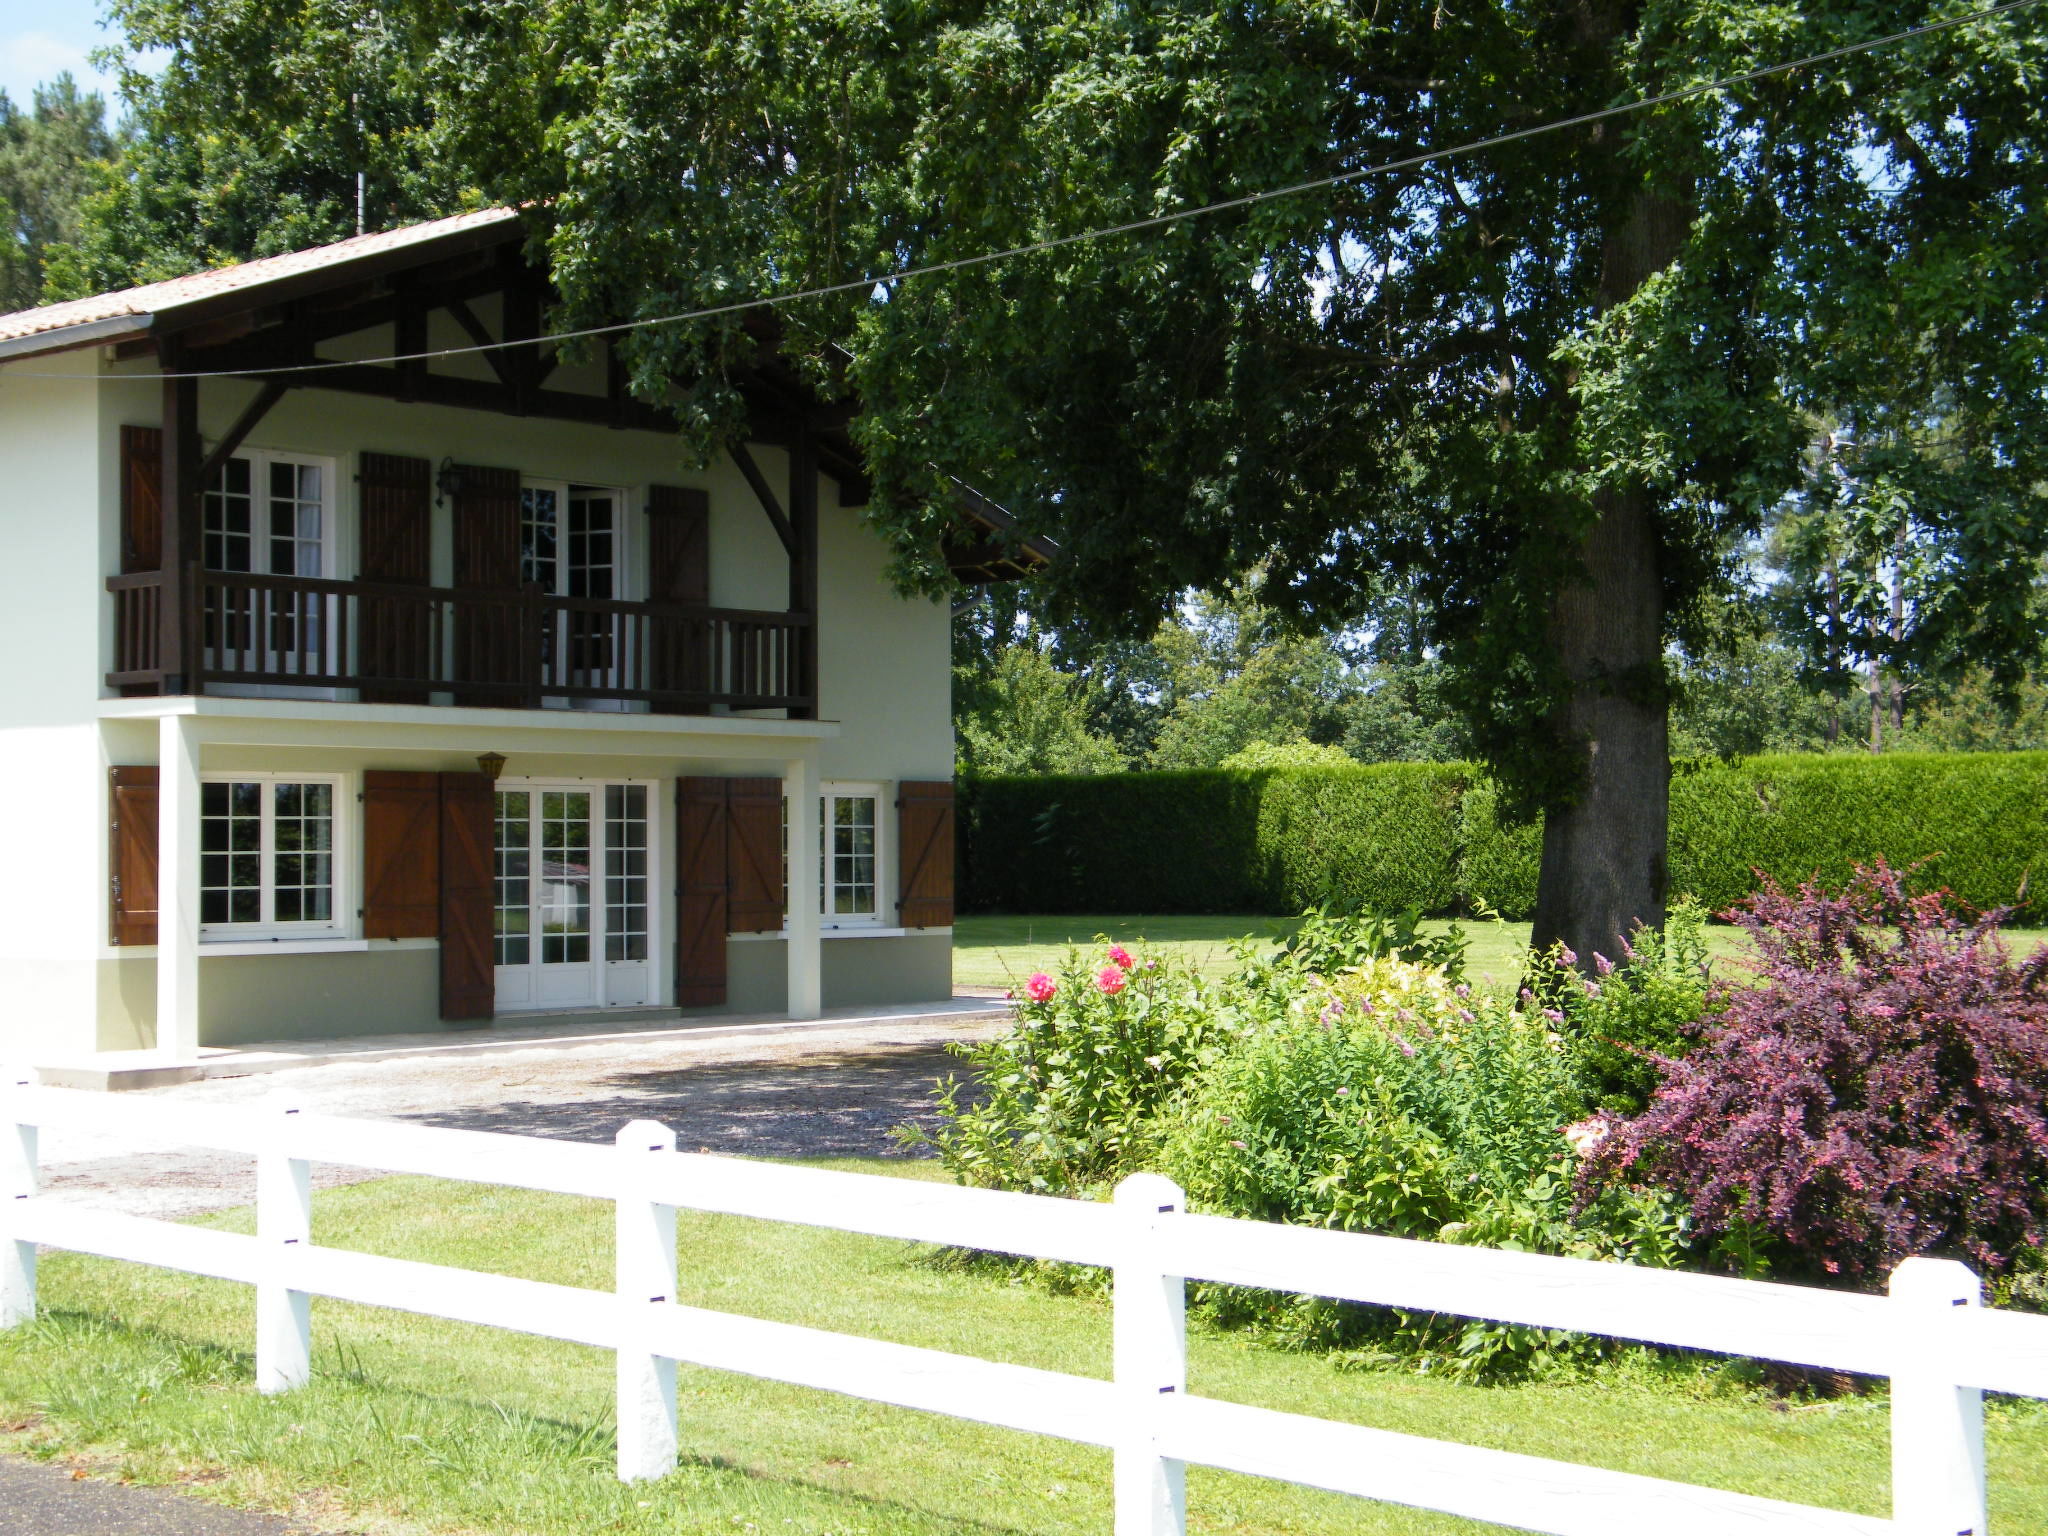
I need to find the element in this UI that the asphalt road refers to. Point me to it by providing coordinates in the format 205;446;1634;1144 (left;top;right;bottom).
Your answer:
0;1458;306;1534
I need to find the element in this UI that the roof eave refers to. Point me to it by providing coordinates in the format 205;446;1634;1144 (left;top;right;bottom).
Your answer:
0;314;155;365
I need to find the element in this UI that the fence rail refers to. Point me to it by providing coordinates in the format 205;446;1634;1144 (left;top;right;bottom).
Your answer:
4;1073;2041;1536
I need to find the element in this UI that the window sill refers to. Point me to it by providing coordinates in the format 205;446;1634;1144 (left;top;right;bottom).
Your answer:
728;927;952;942
199;937;370;958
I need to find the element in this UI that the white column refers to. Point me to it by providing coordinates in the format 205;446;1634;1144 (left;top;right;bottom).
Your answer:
1113;1173;1187;1536
0;1067;36;1328
1890;1256;1987;1536
616;1119;679;1482
255;1093;312;1394
783;752;822;1020
156;713;202;1060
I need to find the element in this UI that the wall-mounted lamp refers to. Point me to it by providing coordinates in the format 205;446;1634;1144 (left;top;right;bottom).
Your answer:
435;456;465;508
476;752;507;782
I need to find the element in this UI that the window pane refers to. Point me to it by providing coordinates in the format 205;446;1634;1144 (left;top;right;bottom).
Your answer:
495;791;531;966
271;781;333;923
203;458;254;573
520;487;559;592
827;795;877;916
605;783;648;962
201;780;263;924
539;790;591;965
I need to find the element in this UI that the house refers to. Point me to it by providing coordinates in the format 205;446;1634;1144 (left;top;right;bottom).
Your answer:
0;207;1038;1065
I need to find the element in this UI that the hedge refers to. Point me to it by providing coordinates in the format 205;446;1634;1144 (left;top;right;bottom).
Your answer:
959;751;2048;921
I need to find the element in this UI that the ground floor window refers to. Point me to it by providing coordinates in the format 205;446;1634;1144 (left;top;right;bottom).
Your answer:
821;784;883;925
200;775;343;933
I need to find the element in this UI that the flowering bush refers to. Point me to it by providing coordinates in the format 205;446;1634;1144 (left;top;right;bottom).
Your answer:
1538;898;1719;1113
1582;863;2048;1289
902;942;1247;1196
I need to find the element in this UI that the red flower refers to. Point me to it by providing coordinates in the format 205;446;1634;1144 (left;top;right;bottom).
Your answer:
1107;944;1136;971
1024;972;1057;1003
1096;966;1128;996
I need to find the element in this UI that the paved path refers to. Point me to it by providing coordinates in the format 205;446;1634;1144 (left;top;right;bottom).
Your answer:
0;1457;306;1534
37;1012;1006;1218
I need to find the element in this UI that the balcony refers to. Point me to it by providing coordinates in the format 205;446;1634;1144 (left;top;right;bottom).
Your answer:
108;565;814;715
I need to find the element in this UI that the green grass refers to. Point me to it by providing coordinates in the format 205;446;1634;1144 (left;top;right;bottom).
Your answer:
953;914;2048;990
6;1163;2048;1535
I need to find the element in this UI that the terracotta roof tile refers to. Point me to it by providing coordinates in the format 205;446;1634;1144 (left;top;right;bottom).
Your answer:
0;206;521;347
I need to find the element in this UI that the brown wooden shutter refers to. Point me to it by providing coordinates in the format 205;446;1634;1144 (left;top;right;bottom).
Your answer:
109;765;160;946
676;777;729;1006
647;486;709;603
357;453;434;703
120;424;163;574
726;777;786;933
451;464;523;703
451;464;522;589
438;772;495;1020
363;770;440;939
896;780;956;929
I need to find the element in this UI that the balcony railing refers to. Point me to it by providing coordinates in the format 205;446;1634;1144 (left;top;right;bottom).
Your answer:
109;566;814;715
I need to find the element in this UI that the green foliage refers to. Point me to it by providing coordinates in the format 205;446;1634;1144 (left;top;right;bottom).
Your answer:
900;944;1247;1197
1266;904;1475;985
965;752;2048;921
1539;899;1719;1114
959;763;1469;915
1217;739;1355;772
954;645;1125;777
0;76;119;309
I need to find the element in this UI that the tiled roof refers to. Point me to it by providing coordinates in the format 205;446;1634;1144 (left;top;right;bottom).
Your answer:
0;206;521;347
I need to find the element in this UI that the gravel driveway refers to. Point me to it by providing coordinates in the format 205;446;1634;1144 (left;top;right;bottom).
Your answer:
36;1015;1007;1219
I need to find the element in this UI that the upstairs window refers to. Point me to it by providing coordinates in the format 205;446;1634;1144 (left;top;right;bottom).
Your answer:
203;452;332;576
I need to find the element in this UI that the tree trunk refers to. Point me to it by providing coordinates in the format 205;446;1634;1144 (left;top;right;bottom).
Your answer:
1530;186;1688;965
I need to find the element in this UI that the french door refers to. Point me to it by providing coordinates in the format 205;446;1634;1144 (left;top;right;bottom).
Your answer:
521;481;625;702
492;781;654;1011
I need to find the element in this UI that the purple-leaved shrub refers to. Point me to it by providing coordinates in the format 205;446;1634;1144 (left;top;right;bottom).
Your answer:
1583;861;2048;1289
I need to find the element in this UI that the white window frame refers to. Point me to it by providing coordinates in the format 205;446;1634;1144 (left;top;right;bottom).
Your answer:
197;771;352;941
819;781;887;930
517;478;633;599
202;448;338;579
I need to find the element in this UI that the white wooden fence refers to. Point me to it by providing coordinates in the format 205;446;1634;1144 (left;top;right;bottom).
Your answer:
5;1071;2046;1536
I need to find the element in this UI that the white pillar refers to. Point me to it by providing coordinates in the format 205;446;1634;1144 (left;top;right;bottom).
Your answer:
0;1066;36;1328
256;1094;312;1393
1113;1173;1187;1536
156;713;202;1060
783;752;822;1020
1890;1256;1986;1536
615;1119;680;1482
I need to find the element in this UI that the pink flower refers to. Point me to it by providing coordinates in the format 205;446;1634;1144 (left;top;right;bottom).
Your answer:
1024;972;1057;1004
1454;983;1471;999
1593;952;1615;976
1097;966;1127;996
1229;1140;1247;1150
1583;981;1602;999
1457;1008;1474;1023
1393;1034;1416;1058
1107;944;1135;971
1543;1008;1564;1024
1559;944;1578;966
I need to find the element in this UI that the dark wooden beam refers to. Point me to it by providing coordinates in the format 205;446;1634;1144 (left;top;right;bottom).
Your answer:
729;440;798;556
159;343;202;694
243;360;680;434
444;298;517;389
197;380;291;488
788;423;820;720
393;281;427;402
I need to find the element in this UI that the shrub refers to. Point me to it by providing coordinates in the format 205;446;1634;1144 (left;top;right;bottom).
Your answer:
1539;899;1720;1114
1582;863;2048;1288
903;942;1249;1196
960;751;2048;921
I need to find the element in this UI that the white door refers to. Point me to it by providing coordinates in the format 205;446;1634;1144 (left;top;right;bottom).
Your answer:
494;782;653;1012
521;481;626;706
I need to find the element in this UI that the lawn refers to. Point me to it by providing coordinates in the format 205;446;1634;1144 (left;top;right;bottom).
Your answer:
953;914;2048;990
6;1163;2048;1535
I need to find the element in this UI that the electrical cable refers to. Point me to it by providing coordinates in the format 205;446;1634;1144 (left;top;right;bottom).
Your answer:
11;0;2042;383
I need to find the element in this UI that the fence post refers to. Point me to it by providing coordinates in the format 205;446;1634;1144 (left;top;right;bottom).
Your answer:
1890;1256;1986;1536
616;1120;679;1483
0;1068;36;1329
1113;1173;1187;1536
256;1094;312;1394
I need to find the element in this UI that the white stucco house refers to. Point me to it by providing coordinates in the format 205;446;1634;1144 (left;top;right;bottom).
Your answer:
0;208;1038;1070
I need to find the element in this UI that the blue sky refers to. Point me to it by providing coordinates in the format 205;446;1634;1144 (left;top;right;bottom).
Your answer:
0;0;128;110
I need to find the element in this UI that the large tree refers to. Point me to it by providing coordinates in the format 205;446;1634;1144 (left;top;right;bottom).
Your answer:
82;0;2048;958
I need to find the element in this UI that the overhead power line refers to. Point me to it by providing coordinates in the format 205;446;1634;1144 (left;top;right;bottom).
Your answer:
19;0;2045;383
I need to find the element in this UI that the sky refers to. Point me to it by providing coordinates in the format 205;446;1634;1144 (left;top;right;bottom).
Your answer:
0;0;128;112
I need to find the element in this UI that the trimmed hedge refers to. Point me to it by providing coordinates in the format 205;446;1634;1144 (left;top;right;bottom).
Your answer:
959;752;2048;920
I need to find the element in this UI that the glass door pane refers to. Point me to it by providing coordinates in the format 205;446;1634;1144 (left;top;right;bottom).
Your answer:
538;790;592;964
494;791;532;966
